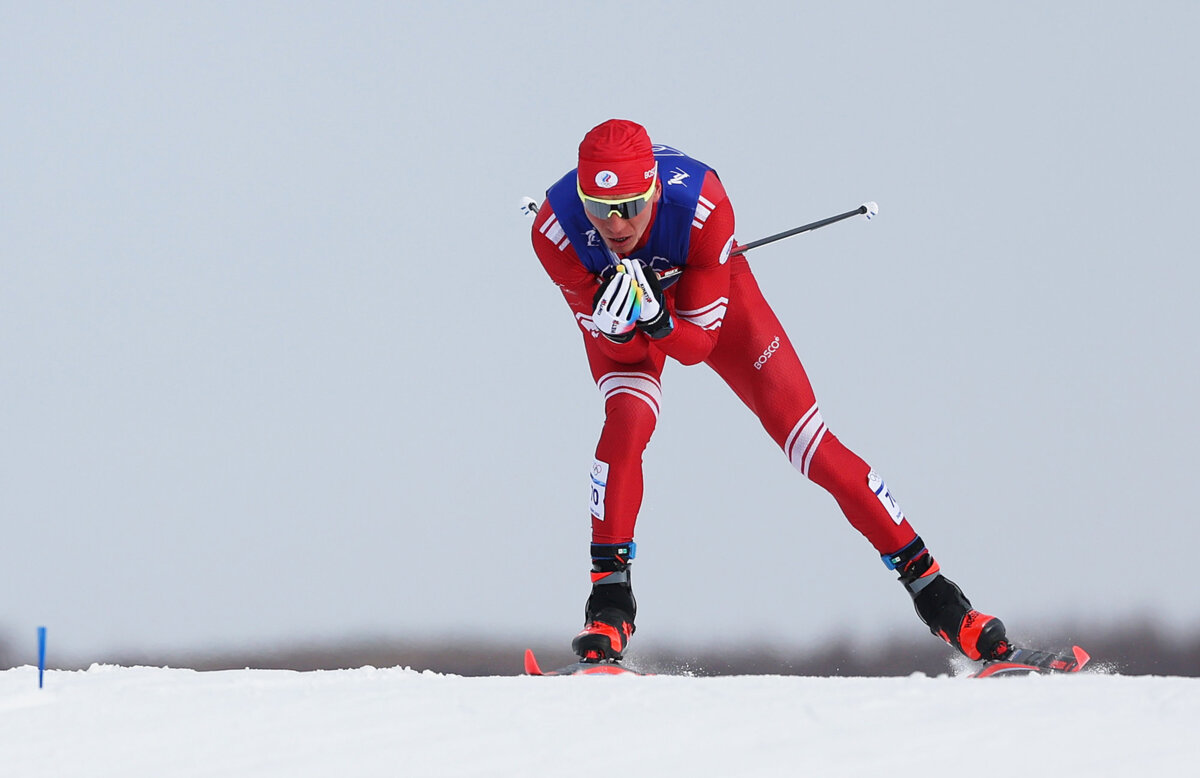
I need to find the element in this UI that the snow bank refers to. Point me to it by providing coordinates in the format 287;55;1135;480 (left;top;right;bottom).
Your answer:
1;665;1196;777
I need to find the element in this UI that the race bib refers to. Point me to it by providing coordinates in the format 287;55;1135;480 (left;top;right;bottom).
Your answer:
867;470;906;526
590;459;610;521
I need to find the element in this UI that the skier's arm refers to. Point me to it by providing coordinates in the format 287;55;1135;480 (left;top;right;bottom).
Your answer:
531;202;651;363
645;172;734;366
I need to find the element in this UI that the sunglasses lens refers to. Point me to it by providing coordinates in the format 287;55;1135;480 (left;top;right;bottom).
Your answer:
582;195;647;220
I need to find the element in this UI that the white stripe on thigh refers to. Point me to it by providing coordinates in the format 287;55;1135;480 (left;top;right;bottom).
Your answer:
597;372;662;418
785;404;827;477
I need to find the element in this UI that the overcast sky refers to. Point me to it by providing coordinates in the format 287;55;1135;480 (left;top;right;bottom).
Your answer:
3;2;1198;662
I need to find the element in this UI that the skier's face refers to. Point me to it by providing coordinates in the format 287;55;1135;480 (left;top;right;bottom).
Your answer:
583;182;659;254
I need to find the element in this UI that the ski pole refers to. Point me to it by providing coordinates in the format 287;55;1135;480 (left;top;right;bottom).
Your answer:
38;626;46;689
731;201;877;256
653;202;877;282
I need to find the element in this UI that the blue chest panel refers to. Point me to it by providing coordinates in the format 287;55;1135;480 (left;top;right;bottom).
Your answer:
545;147;713;279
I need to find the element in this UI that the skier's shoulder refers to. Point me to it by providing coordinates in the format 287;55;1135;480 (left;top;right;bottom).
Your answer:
531;197;569;252
698;169;730;210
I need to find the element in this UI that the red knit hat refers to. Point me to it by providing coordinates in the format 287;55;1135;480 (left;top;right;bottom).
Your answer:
577;119;658;198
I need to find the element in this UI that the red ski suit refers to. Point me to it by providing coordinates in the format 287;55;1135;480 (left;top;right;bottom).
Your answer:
532;169;918;557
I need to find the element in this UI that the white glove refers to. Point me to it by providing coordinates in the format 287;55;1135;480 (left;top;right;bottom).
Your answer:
621;259;662;324
591;270;642;343
620;259;673;339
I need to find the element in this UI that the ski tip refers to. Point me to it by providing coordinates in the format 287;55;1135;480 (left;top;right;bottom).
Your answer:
523;648;544;676
1071;645;1091;672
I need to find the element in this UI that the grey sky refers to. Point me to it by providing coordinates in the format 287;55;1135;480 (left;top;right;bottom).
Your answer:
3;2;1198;659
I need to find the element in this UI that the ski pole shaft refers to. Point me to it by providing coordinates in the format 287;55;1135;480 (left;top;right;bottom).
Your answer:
731;201;877;256
38;626;46;689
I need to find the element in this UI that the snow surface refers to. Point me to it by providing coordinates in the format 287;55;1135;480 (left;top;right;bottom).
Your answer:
2;664;1196;777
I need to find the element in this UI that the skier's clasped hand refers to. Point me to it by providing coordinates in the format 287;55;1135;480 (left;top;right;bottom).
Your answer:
592;268;641;343
623;259;673;339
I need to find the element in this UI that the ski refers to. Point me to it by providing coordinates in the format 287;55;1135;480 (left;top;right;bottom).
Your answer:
526;645;1090;678
971;645;1091;678
523;648;647;677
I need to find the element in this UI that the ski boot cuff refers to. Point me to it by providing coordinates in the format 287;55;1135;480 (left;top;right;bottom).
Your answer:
883;536;941;595
591;542;636;568
590;543;635;586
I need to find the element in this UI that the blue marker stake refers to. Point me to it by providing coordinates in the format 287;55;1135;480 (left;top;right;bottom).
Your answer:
38;626;46;689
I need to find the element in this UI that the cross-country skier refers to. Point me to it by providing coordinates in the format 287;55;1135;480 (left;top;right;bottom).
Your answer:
530;119;1011;665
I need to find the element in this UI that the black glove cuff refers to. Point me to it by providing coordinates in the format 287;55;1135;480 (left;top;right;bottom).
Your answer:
600;328;636;344
639;309;674;340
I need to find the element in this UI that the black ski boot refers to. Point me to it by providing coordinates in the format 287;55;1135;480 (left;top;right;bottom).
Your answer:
571;543;637;662
886;537;1011;661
